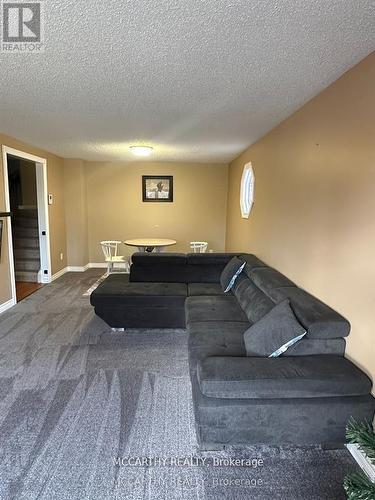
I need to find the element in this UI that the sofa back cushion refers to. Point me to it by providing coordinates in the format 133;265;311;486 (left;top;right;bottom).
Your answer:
232;275;274;323
248;267;296;291
186;253;240;283
130;252;244;283
265;286;350;339
233;264;350;350
131;253;187;265
130;253;188;282
187;253;238;265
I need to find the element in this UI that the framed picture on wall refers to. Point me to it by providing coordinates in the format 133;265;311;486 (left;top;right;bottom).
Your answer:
142;176;173;202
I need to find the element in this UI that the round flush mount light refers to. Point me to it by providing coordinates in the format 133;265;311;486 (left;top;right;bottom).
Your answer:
129;146;154;157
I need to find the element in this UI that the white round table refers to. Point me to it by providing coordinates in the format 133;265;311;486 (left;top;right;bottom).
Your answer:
124;238;177;253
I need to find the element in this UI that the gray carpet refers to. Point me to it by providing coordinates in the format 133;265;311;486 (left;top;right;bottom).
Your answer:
0;270;359;499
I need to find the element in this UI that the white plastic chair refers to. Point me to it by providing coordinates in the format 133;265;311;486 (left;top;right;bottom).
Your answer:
190;241;208;253
100;241;129;274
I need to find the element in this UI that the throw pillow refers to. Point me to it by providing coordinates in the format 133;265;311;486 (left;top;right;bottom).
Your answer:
244;299;306;357
220;257;246;292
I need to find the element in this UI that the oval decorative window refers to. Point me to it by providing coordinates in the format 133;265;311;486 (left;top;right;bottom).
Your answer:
240;162;255;218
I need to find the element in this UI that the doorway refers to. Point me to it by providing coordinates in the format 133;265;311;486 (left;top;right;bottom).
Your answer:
2;146;51;304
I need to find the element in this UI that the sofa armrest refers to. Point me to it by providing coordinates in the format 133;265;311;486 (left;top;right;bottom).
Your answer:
197;355;372;399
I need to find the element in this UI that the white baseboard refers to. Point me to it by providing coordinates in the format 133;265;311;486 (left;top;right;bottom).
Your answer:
50;262;126;281
67;264;90;272
90;263;130;274
51;267;69;282
346;443;375;481
88;263;129;272
51;264;91;281
0;297;16;315
1;263;109;313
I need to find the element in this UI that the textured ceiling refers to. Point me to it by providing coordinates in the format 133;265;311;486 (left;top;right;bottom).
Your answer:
0;0;374;162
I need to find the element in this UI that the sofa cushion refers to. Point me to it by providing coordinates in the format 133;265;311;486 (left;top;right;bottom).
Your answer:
188;283;225;296
188;321;250;367
91;275;187;308
220;257;246;292
197;356;373;399
232;275;274;323
185;296;248;324
188;321;345;360
266;287;350;338
244;300;306;357
249;267;296;292
189;321;250;349
129;265;188;283
129;253;188;282
285;337;346;356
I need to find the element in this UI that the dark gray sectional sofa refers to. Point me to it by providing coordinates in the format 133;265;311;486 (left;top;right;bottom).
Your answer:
90;252;375;449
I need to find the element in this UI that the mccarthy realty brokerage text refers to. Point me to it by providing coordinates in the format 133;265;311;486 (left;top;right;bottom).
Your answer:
114;456;264;468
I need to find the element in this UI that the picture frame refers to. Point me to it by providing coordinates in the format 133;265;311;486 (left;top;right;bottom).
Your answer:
142;175;173;202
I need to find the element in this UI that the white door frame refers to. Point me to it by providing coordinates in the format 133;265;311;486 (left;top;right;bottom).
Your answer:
2;146;52;303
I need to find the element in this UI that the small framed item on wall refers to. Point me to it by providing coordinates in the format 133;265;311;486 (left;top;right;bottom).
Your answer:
142;175;173;202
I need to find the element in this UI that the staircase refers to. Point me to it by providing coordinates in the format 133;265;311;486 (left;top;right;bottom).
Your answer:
13;209;41;282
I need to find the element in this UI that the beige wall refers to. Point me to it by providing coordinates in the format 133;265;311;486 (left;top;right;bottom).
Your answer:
1;135;227;306
84;161;228;261
0;133;67;304
64;159;88;267
226;53;375;386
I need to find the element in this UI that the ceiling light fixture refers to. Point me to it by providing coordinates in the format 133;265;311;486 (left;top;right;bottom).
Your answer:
130;146;154;157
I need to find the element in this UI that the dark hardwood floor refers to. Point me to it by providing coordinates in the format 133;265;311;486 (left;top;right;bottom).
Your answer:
16;282;44;302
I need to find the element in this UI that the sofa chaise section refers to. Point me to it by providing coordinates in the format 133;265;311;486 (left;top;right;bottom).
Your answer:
91;252;237;328
194;355;373;448
190;376;374;448
90;274;187;328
